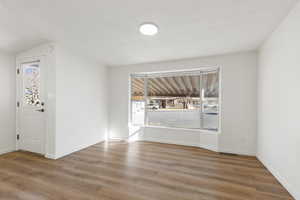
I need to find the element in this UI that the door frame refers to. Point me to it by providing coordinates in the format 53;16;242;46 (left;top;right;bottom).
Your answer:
16;55;48;155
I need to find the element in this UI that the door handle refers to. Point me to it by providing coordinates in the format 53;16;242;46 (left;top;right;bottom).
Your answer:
36;108;45;112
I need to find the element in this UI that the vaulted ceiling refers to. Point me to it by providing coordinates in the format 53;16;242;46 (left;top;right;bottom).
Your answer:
0;0;298;66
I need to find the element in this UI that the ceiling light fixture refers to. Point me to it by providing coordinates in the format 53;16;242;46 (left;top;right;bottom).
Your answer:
139;23;158;36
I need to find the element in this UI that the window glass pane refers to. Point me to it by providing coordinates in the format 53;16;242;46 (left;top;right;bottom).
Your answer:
22;62;41;107
130;69;220;131
202;71;219;131
147;75;202;129
131;77;145;125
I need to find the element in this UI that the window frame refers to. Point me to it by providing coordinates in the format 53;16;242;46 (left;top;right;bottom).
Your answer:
129;67;222;133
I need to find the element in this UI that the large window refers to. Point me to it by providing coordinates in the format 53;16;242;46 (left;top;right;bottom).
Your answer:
130;68;220;131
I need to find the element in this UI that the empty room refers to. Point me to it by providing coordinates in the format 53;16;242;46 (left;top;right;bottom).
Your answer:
0;0;299;199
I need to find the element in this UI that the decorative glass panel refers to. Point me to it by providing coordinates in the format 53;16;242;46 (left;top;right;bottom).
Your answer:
23;62;41;107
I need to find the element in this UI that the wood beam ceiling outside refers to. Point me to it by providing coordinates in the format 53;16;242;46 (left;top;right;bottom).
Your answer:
157;78;177;94
133;78;161;95
131;74;210;97
134;78;144;88
191;76;200;95
149;78;170;95
176;77;189;95
148;84;161;95
132;79;144;91
171;77;186;95
183;76;193;95
166;77;181;94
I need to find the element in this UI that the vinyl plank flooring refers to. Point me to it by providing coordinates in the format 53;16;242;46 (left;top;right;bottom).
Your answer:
0;142;294;200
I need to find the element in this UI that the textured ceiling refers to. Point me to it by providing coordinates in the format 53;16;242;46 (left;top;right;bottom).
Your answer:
0;0;298;66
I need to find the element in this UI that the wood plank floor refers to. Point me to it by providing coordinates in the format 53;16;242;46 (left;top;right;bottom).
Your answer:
0;141;294;200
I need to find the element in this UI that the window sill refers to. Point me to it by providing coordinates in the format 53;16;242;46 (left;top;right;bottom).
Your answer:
132;124;220;134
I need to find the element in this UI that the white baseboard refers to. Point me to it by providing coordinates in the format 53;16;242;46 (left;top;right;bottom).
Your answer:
142;138;199;147
257;155;299;200
140;138;218;152
219;149;256;156
0;147;15;156
199;143;218;152
45;154;56;159
54;139;105;160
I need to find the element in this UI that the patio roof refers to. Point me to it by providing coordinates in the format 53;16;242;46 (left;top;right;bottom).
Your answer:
132;73;218;98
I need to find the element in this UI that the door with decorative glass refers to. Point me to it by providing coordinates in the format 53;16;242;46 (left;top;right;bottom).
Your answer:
16;57;46;155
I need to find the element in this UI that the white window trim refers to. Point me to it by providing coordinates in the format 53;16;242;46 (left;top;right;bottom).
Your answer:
129;67;222;133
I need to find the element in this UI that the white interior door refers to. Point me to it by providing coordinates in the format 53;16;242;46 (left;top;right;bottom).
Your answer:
17;57;46;155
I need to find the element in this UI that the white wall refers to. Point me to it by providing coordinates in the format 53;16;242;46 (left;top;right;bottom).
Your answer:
108;51;257;155
16;43;108;159
258;2;300;199
0;52;16;155
55;45;108;158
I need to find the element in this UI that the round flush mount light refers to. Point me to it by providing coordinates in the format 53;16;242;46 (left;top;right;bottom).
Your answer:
139;23;159;36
